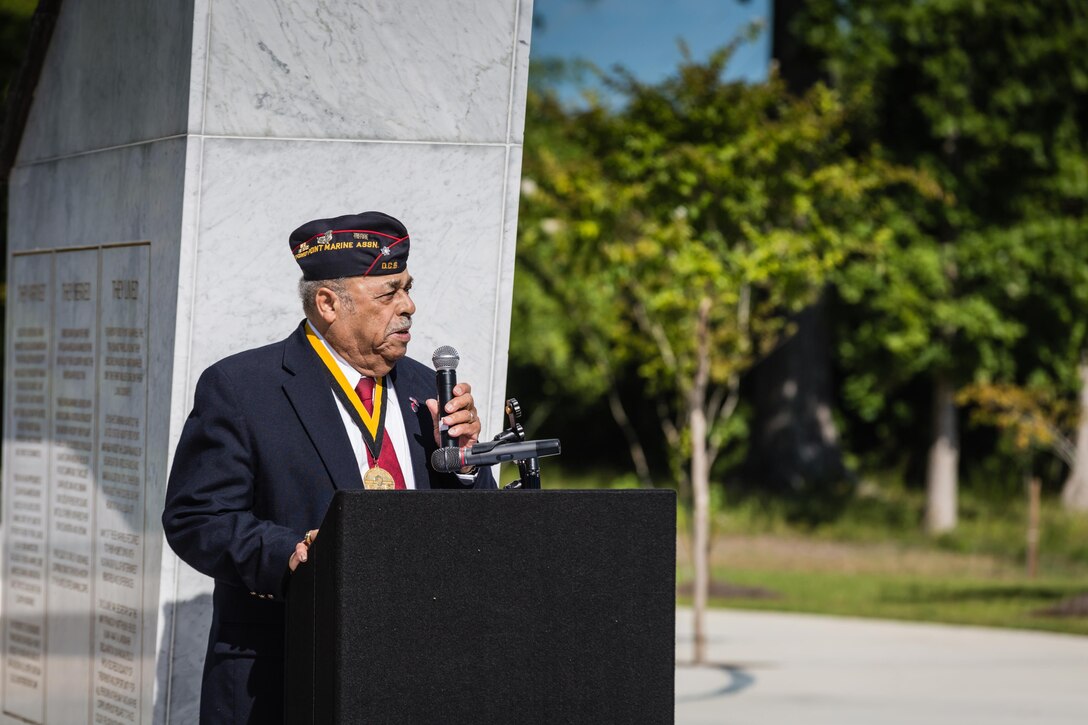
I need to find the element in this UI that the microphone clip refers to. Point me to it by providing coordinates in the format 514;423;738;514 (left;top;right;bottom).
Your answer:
494;397;547;490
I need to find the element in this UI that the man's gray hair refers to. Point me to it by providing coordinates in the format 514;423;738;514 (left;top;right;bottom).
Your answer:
299;277;355;319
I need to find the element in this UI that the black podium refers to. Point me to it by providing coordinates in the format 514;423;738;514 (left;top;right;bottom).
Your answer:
285;489;676;724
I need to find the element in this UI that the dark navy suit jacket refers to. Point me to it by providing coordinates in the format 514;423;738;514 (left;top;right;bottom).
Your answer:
162;322;495;723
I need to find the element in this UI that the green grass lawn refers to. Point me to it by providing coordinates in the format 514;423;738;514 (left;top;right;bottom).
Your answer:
687;485;1088;635
520;463;1088;636
678;566;1088;636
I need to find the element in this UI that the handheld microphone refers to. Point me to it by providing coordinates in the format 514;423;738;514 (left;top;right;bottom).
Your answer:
430;439;562;473
432;346;459;448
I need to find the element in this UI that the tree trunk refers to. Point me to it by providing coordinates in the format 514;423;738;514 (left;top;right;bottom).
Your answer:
690;399;710;665
1026;477;1041;578
747;291;846;494
772;0;826;93
1061;355;1088;510
767;4;840;498
925;375;959;533
691;298;712;665
607;389;654;487
771;1;839;516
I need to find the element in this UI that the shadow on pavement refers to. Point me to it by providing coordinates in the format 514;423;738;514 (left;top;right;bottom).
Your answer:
675;664;756;703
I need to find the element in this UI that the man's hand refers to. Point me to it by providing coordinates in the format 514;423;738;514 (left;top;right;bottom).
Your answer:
427;382;481;461
288;529;318;572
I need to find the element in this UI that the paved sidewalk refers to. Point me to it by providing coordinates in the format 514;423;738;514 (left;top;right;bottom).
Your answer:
674;608;1088;725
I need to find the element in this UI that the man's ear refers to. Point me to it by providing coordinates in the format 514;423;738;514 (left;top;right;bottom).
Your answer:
314;286;339;323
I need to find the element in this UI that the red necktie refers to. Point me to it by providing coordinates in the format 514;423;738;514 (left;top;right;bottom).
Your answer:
354;377;407;489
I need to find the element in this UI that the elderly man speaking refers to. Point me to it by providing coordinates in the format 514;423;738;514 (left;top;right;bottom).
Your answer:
162;211;495;723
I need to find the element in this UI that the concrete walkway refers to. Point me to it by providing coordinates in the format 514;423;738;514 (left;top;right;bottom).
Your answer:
674;608;1088;724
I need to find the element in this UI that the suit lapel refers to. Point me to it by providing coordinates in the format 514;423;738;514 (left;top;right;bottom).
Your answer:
281;323;363;491
389;365;433;490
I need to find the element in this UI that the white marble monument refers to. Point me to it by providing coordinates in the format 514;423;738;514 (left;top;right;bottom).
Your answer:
1;1;532;722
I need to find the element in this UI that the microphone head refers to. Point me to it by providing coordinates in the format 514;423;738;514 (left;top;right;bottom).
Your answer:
432;345;459;371
430;446;462;473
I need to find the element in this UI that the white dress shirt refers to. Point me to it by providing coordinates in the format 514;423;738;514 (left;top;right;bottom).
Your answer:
309;324;418;488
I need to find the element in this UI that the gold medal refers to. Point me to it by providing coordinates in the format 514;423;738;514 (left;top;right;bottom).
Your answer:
363;467;396;490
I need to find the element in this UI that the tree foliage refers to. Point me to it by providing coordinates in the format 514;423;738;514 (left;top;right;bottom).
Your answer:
515;43;931;484
514;40;940;660
958;381;1077;466
788;0;1088;502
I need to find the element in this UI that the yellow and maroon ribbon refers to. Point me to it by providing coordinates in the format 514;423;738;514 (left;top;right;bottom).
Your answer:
305;321;388;460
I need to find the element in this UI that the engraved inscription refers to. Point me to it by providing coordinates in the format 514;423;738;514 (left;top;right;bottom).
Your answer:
111;279;138;300
18;283;46;302
45;248;99;724
3;245;152;722
93;245;150;724
3;254;51;721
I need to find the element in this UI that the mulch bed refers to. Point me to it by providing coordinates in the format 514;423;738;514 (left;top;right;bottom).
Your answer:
1033;593;1088;618
676;580;781;600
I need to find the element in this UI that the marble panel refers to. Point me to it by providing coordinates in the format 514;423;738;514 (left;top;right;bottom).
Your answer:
45;249;99;725
7;143;187;570
8;140;188;253
202;0;522;144
187;136;511;434
93;244;151;725
3;253;52;723
186;0;212;135
508;0;535;145
165;137;207;470
154;552;209;725
487;144;524;420
2;246;160;724
6;142;188;725
17;1;194;164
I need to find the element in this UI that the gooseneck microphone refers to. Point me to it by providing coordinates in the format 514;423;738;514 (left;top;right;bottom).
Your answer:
430;439;562;473
432;346;459;448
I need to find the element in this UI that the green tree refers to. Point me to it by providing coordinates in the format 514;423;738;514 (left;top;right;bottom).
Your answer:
514;44;932;662
0;1;35;76
787;0;1088;521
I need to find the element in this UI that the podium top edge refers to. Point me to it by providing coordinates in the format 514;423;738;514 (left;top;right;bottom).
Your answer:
330;489;677;498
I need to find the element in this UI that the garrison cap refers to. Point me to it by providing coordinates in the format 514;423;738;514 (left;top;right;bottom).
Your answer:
290;211;410;280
